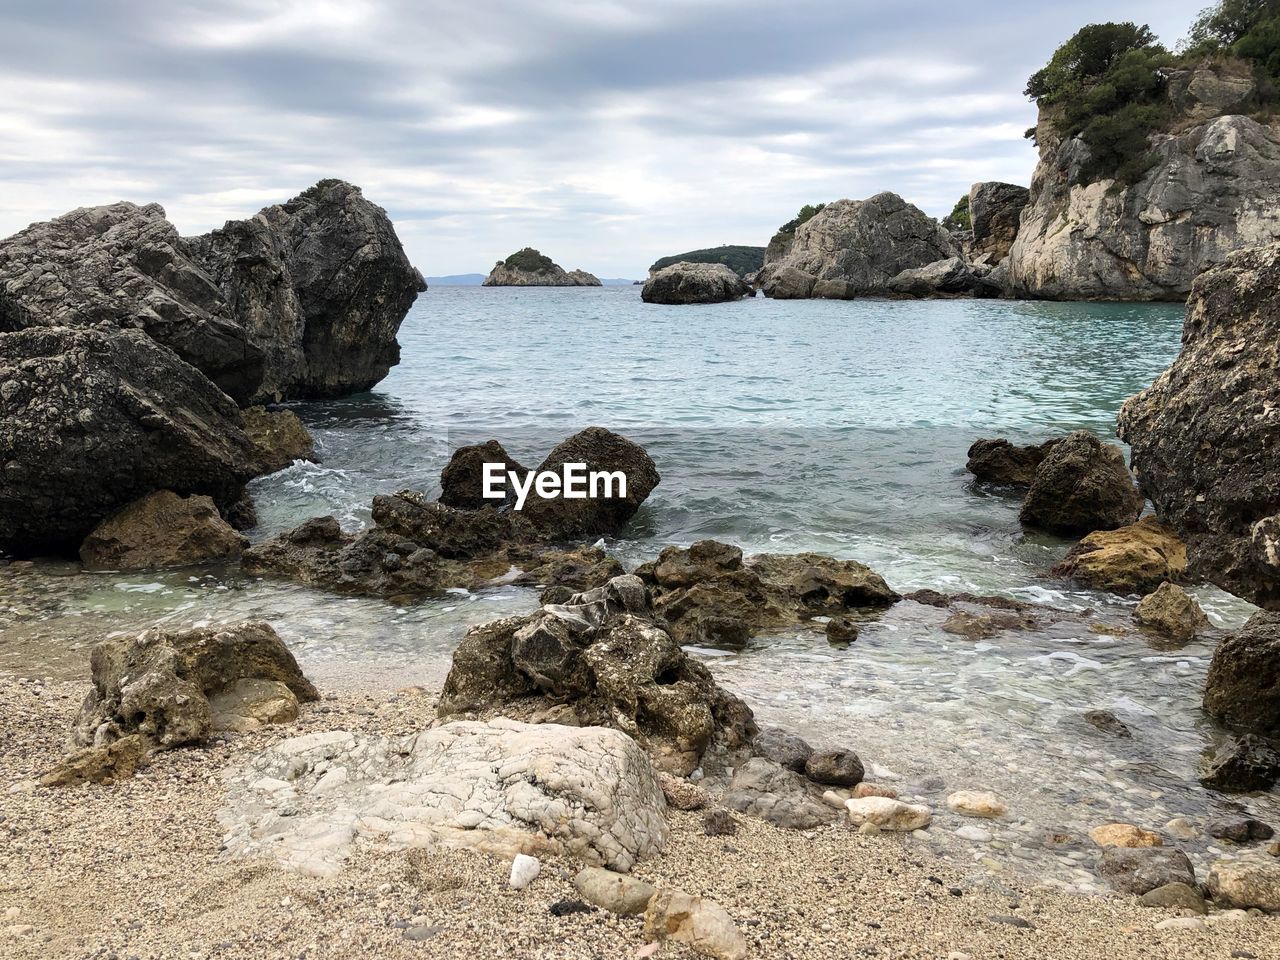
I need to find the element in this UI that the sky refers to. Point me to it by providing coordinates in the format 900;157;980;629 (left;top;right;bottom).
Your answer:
0;1;1207;278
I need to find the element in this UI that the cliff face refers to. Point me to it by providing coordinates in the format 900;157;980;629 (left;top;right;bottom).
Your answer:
482;248;600;286
1008;66;1280;301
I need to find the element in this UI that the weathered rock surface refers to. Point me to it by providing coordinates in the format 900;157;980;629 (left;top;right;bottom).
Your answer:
1097;847;1196;896
885;257;996;298
1207;857;1280;911
1089;823;1163;848
78;490;247;570
946;790;1008;819
1119;242;1280;608
1019;431;1143;535
1134;582;1210;642
966;437;1060;486
483;248;600;286
756;193;960;299
805;749;864;787
845;796;932;831
643;888;749;960
968;182;1029;264
0;327;257;555
220;719;669;876
724;757;835;830
1138;882;1208;914
243;406;315;475
642;261;754;305
1053;518;1187;595
1199;735;1280;793
39;734;147;787
572;865;656;915
438;440;527;510
752;727;813;772
1204;611;1280;737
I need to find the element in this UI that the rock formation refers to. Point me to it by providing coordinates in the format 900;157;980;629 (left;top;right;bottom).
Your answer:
966;437;1060;485
483;248;601;286
968;182;1029;264
641;262;754;305
1119;242;1280;608
1203;611;1280;737
883;257;1000;298
242;406;315;475
1134;582;1210;642
1052;517;1187;594
78;490;247;570
1018;431;1143;535
439;440;527;510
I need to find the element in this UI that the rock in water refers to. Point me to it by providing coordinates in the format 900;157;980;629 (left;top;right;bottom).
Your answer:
1204;612;1280;736
0;327;256;555
946;790;1009;819
968;182;1029;264
1018;431;1143;535
845;796;932;831
966;437;1059;485
1053;518;1187;594
1089;823;1163;848
439;440;528;509
1134;582;1210;642
1199;735;1280;793
752;727;813;772
1119;242;1280;609
805;750;864;787
885;257;992;298
242;406;315;474
482;248;600;286
78;490;247;570
1097;847;1196;896
641;261;754;304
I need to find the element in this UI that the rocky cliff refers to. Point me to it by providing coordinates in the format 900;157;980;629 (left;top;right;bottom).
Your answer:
483;247;601;286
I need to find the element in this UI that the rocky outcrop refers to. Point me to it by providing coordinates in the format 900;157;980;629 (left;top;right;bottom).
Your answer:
0;327;257;555
1134;582;1209;642
1119;242;1280;608
884;257;999;298
242;406;315;475
1199;735;1280;793
78;490;247;570
966;437;1060;485
968;182;1029;264
641;262;754;304
438;575;757;776
439;440;527;510
1018;431;1143;535
755;193;960;299
483;248;600;286
1203;611;1280;737
1052;517;1187;594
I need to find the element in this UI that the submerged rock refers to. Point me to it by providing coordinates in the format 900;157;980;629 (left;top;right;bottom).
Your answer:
1018;431;1143;535
78;490;247;570
1053;518;1187;594
243;406;315;475
844;796;932;831
642;261;754;304
1097;847;1195;896
1204;611;1280;737
483;248;600;286
1134;582;1210;642
439;440;528;510
1198;735;1280;793
966;437;1060;486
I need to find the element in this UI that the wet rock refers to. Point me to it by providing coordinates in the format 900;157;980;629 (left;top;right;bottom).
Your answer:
1053;518;1187;594
1097;847;1195;896
1019;431;1143;536
573;866;656;915
805;750;864;787
703;809;739;836
439;440;528;510
1090;823;1163;848
657;772;709;811
845;796;932;831
1207;857;1280;911
965;437;1059;486
1139;882;1208;914
1134;582;1210;642
1208;819;1275;844
752;727;813;772
825;616;860;644
946;790;1008;819
968;182;1029;264
724;758;836;829
643;888;748;960
1204;612;1280;737
38;734;147;787
1083;710;1133;738
642;262;754;305
243;406;315;475
941;610;1031;640
1199;735;1280;793
653;540;744;588
78;490;247;571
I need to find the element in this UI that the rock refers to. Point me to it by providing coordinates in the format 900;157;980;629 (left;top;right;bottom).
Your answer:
758;193;959;299
825;616;859;644
243;407;315;474
845;796;932;832
78;490;247;570
988;915;1033;929
439;440;527;510
1199;735;1280;793
752;727;813;772
1052;518;1186;594
1204;612;1280;737
1154;917;1207;931
968;182;1029;264
0;327;256;556
548;900;592;918
702;809;738;836
1134;583;1210;642
965;437;1059;486
1090;823;1163;848
804;750;864;787
724;757;835;829
1084;710;1133;738
1208;819;1275;844
483;248;600;286
1119;240;1280;608
72;620;317;751
657;772;708;811
1098;847;1196;896
221;719;669;876
653;540;744;587
853;783;898;800
946;790;1008;819
941;610;1030;640
1207;857;1280;911
188;179;425;401
955;825;993;842
509;854;541;890
642;262;754;305
1166;818;1198;841
1139;882;1208;914
208;678;301;732
643;889;748;960
38;734;147;787
573;866;656;915
886;257;991;298
1019;432;1143;535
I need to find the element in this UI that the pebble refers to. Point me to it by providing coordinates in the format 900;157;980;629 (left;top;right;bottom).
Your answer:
1155;917;1206;932
509;854;541;890
402;925;441;941
988;914;1033;929
955;825;993;843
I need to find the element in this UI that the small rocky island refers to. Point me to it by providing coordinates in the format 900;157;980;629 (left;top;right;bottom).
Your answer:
482;247;601;286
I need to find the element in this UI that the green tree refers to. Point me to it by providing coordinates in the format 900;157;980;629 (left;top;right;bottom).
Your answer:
943;194;971;231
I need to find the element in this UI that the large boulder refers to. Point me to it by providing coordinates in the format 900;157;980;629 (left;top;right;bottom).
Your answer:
1203;611;1280;737
1119;241;1280;608
482;248;600;286
757;193;960;299
968;182;1029;264
1134;582;1210;642
242;406;315;474
1018;431;1143;536
1207;857;1280;911
966;437;1060;485
885;257;993;298
439;440;528;510
642;261;754;305
0;327;256;555
78;490;247;570
1052;517;1187;594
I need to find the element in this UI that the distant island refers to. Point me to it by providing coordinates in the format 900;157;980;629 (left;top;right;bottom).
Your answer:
428;271;635;286
482;247;601;286
648;244;764;278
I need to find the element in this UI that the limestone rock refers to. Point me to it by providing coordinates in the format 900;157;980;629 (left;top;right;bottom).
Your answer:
208;678;301;732
509;853;541;890
656;772;709;811
1198;735;1280;793
966;437;1059;486
1204;611;1280;736
885;257;993;298
439;440;528;510
1139;882;1207;914
573;865;656;915
38;734;147;787
968;182;1029;264
752;727;813;772
946;790;1008;819
643;888;749;960
1097;847;1196;896
1134;583;1210;642
1018;431;1143;536
1090;823;1163;848
483;249;600;286
243;406;315;475
1207;857;1280;911
642;262;754;305
1053;518;1187;594
79;490;247;570
845;796;932;831
725;757;836;829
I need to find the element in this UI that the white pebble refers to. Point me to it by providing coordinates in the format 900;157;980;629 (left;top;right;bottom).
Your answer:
509;854;541;890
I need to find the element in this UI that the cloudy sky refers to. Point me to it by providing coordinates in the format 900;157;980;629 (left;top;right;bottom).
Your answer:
0;0;1205;277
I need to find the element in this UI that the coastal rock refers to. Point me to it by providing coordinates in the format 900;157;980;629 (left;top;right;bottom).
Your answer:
1208;819;1274;844
1139;882;1208;914
1134;582;1210;642
220;719;669;876
0;327;256;556
641;262;754;304
845;796;932;831
825;616;860;644
643;889;749;960
968;182;1029;264
1207;857;1280;912
965;437;1059;486
1018;431;1143;535
1119;242;1280;608
483;248;600;286
572;866;656;915
38;734;147;788
439;440;528;510
243;406;315;475
946;790;1009;819
1084;710;1133;739
1090;823;1163;848
805;749;864;787
885;257;992;298
1097;847;1196;896
78;490;247;570
1053;518;1187;595
752;727;813;772
656;772;709;811
757;193;960;299
653;540;744;588
208;678;303;732
703;809;739;836
1199;735;1280;793
1204;612;1280;736
725;758;836;830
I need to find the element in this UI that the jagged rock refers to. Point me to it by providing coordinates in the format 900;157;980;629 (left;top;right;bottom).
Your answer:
73;620;317;751
483;248;600;286
243;406;315;474
1199;735;1280;793
1053;518;1187;594
1134;582;1210;642
656;771;709;811
653;540;744;587
188;179;426;401
1119;241;1280;608
219;719;669;876
758;193;959;299
0;327;256;555
724;757;836;829
1207;857;1280;911
439;440;528;510
1204;611;1280;737
805;749;864;787
643;888;749;960
752;727;813;772
1019;431;1143;535
825;616;859;644
941;609;1032;640
642;262;754;304
438;576;756;775
39;734;147;787
1097;847;1196;896
885;257;994;298
966;437;1060;485
703;809;739;836
78;490;247;570
968;182;1029;264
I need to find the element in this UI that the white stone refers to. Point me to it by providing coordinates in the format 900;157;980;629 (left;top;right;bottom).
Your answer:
845;797;932;831
509;854;540;890
955;825;993;842
946;790;1008;818
1155;917;1206;932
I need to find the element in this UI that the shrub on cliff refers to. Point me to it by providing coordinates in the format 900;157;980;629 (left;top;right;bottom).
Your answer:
943;195;971;231
776;203;826;236
503;247;556;273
